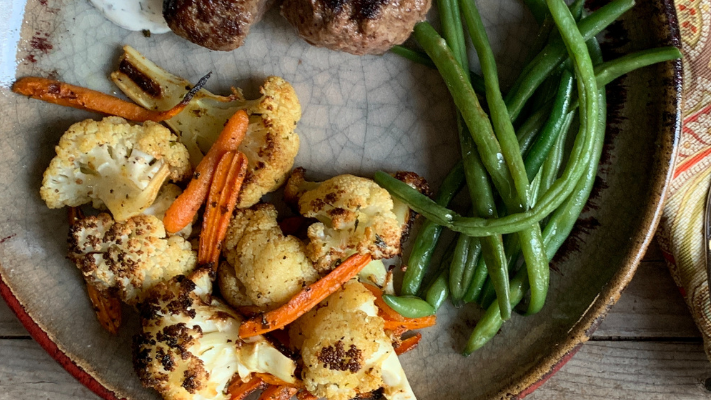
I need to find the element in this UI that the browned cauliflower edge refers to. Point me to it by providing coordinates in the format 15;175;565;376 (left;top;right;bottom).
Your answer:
219;203;319;310
40;116;191;221
111;45;301;209
68;213;197;305
134;270;297;400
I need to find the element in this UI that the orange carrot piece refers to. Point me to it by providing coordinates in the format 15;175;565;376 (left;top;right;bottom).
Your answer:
198;151;248;266
164;110;249;233
383;316;436;332
363;284;405;322
68;208;122;334
394;333;422;355
254;373;303;388
258;385;299;400
228;377;266;400
11;75;208;122
239;254;373;338
86;279;122;334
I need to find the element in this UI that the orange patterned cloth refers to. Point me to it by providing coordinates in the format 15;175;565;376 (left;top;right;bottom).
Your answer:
656;0;711;360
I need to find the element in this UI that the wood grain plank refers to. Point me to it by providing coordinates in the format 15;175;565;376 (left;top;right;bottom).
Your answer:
592;260;700;339
529;341;711;400
1;338;710;400
0;339;98;400
0;299;27;338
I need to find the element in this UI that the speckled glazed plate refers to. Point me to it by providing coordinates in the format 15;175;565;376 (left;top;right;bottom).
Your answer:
0;0;681;399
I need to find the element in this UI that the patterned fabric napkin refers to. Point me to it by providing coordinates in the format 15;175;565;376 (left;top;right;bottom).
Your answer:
656;1;711;360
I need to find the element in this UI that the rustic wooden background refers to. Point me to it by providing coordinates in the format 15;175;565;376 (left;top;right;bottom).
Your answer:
1;239;711;399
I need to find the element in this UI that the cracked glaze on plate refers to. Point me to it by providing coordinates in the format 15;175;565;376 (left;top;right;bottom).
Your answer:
0;0;681;399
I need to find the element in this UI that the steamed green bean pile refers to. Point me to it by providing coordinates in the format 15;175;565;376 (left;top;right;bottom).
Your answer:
383;0;681;355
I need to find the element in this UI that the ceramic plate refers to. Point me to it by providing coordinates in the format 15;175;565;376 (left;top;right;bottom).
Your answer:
0;0;681;399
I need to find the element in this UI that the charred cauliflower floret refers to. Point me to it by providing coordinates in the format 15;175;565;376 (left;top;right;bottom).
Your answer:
219;203;319;310
68;213;197;305
290;281;416;400
284;168;421;272
134;271;297;400
111;45;301;208
40;116;191;221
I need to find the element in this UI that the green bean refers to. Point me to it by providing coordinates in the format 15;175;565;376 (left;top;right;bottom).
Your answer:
437;0;511;312
391;45;436;68
462;255;488;303
383;294;436;318
524;0;548;24
539;113;573;196
516;103;552;154
401;161;466;296
390;46;488;96
524;70;575;180
413;22;519;206
450;234;481;301
504;0;634;121
465;85;608;356
449;233;472;299
438;0;469;73
464;265;529;355
462;0;531;208
425;270;449;311
594;46;683;87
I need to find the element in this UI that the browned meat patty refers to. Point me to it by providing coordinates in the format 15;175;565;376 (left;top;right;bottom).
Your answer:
281;0;431;55
163;0;273;51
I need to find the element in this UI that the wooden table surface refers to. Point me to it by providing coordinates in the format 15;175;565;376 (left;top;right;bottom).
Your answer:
1;239;711;400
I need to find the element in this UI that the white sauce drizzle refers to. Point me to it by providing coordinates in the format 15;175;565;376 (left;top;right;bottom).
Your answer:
89;0;170;34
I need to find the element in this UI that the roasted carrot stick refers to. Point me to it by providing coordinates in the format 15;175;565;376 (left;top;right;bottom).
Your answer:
12;74;209;122
394;333;422;355
68;207;122;334
258;385;299;400
254;373;302;388
85;283;122;334
228;377;266;400
239;254;373;338
164;110;249;234
363;284;405;322
383;316;436;332
198;151;248;266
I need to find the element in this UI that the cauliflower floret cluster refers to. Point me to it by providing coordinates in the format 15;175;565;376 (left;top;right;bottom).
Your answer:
290;281;415;400
134;271;297;400
40;116;191;221
218;203;319;310
68;213;197;305
112;46;301;208
285;168;426;272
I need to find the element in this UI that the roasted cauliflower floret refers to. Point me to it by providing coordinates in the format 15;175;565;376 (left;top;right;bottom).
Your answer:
111;45;301;208
284;169;407;272
40;116;191;221
219;203;319;310
290;281;416;400
68;213;197;305
134;271;297;400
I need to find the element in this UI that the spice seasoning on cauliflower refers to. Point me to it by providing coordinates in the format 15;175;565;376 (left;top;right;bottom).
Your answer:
219;203;319;310
111;45;301;208
68;213;197;305
290;281;416;400
134;271;297;400
285;168;427;272
40;116;191;221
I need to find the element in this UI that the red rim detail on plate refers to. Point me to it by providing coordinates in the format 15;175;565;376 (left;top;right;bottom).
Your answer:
0;273;123;400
